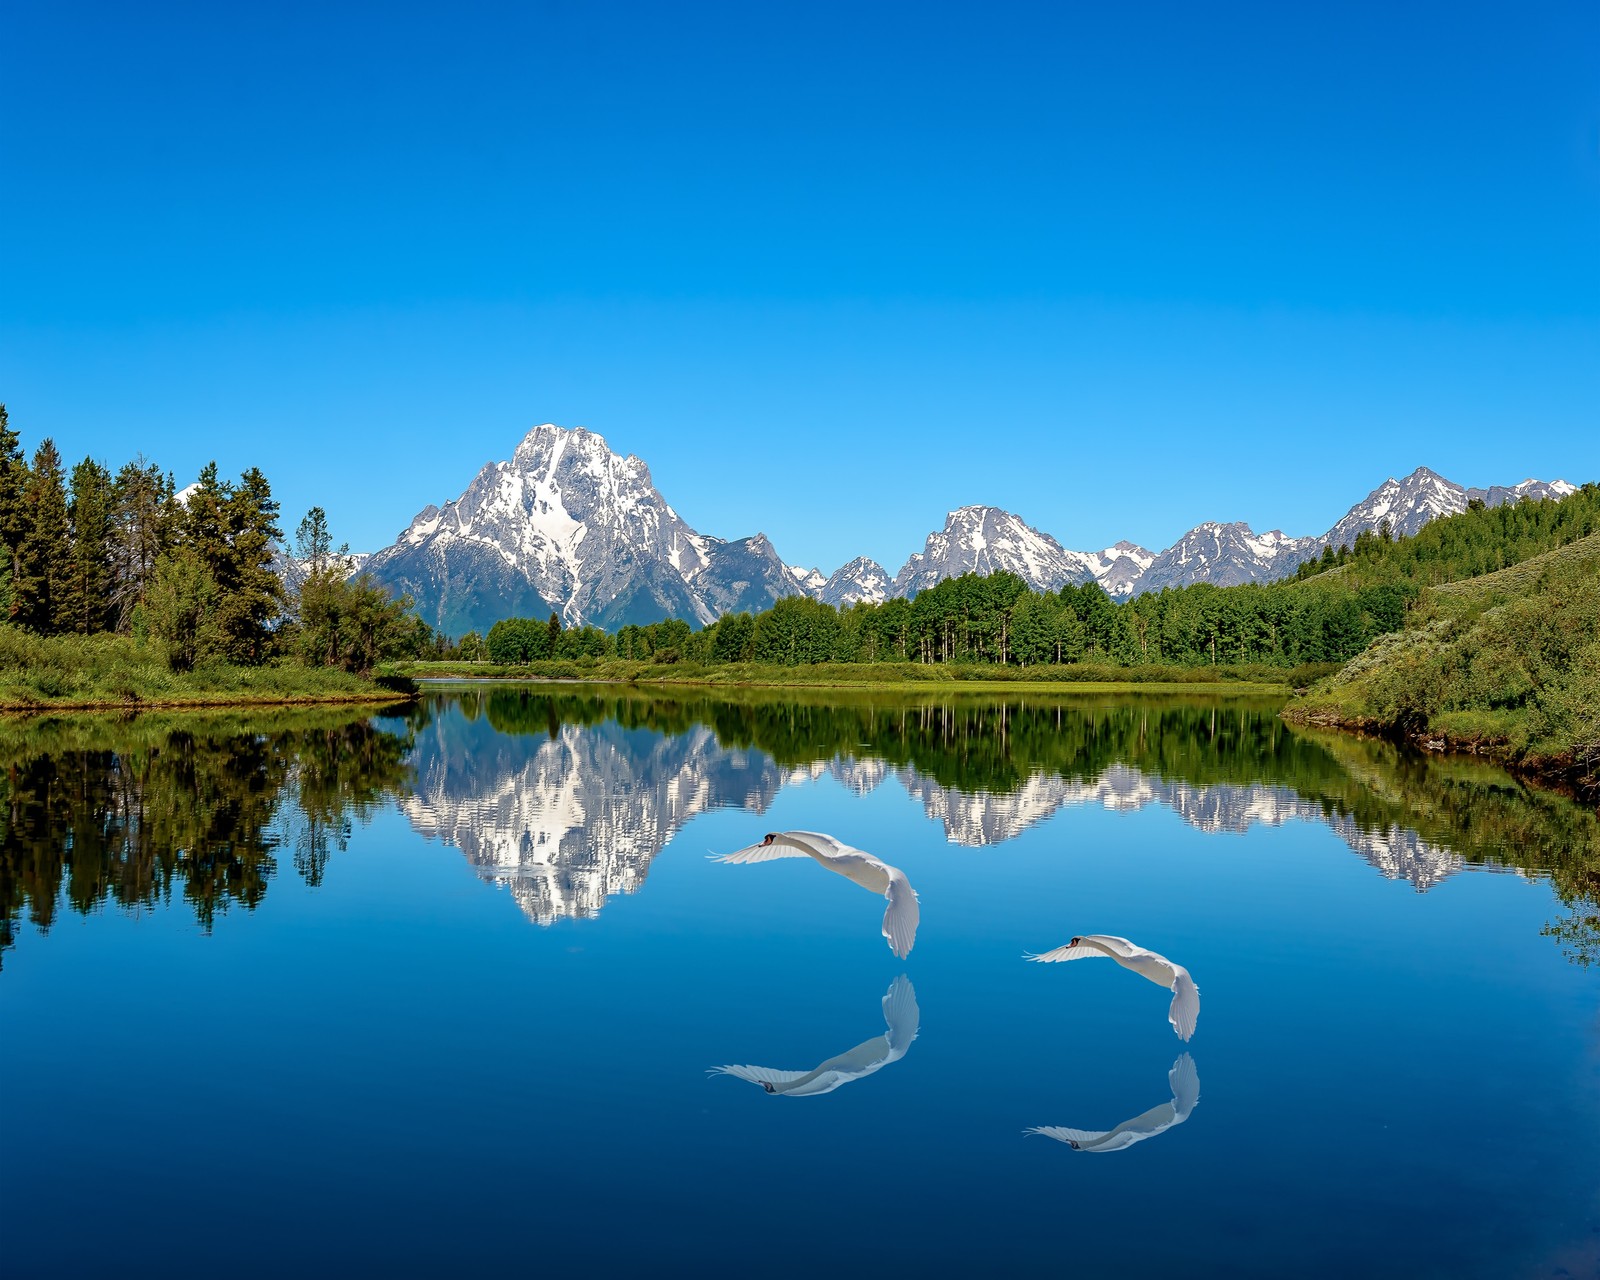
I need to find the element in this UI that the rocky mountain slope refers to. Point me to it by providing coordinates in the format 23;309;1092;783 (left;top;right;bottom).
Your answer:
356;422;1576;631
363;424;802;636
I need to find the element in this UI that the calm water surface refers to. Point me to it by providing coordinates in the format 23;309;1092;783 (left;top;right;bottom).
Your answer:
3;687;1598;1278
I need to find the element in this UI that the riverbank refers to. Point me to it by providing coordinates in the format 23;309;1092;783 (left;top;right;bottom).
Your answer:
1282;534;1600;802
397;656;1306;694
0;626;414;712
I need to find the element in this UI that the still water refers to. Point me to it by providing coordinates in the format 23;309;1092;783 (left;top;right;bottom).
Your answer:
3;687;1598;1277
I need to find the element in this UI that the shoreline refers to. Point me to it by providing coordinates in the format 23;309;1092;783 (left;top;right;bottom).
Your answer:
1281;704;1596;807
0;690;415;715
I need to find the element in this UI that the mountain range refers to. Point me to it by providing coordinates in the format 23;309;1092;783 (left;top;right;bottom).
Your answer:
361;422;1576;635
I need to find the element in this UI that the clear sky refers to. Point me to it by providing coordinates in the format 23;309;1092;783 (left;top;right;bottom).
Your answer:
3;0;1596;574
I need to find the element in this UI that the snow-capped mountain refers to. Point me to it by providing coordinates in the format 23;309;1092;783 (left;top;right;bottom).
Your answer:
1081;541;1156;598
1134;523;1318;594
820;556;893;608
362;424;802;636
361;422;1577;630
1322;466;1467;549
890;506;1100;597
787;564;828;594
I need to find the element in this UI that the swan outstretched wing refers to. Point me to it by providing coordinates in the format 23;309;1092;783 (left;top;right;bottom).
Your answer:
1168;970;1200;1042
710;1064;811;1088
710;842;813;865
881;975;920;1055
1026;1125;1117;1149
882;871;920;959
1025;941;1112;963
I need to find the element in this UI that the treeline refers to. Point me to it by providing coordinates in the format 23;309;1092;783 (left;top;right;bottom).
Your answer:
479;483;1598;672
488;575;1414;671
1292;482;1600;585
0;405;436;674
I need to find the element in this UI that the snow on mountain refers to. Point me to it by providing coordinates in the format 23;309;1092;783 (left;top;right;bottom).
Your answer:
362;422;1578;631
891;506;1099;598
820;556;893;608
363;424;801;636
1319;467;1577;556
1081;541;1156;597
787;563;828;594
1134;522;1318;594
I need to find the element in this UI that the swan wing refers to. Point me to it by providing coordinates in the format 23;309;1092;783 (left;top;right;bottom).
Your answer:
710;1064;811;1088
1169;1052;1201;1117
1026;1125;1144;1153
882;870;920;959
1025;941;1112;963
1168;969;1201;1042
881;975;920;1056
782;831;856;861
710;840;813;865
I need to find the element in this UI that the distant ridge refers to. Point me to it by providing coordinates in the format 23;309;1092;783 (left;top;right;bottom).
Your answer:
358;424;1577;632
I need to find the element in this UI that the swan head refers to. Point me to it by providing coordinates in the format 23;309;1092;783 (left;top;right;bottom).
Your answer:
1068;936;1083;948
761;1081;777;1094
760;833;778;846
1068;1139;1081;1150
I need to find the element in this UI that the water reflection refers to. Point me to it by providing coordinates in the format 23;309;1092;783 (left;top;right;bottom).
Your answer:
0;709;413;966
712;975;920;1097
1028;1054;1200;1153
5;687;1599;967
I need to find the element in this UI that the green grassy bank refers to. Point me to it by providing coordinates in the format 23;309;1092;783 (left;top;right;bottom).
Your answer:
1284;533;1600;798
0;626;414;711
396;655;1310;693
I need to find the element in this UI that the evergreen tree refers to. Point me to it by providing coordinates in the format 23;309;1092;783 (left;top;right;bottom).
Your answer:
217;466;284;663
145;548;224;671
0;404;28;615
110;459;176;631
13;440;74;632
66;457;115;634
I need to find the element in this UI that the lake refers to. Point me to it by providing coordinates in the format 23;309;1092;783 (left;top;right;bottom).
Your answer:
3;685;1597;1277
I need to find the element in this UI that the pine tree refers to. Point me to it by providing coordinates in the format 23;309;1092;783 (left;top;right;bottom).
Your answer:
110;458;176;631
0;404;29;617
13;440;74;633
218;466;284;663
67;457;116;634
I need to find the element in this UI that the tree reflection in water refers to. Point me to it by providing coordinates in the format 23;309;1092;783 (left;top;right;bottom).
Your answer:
4;687;1597;968
0;708;416;966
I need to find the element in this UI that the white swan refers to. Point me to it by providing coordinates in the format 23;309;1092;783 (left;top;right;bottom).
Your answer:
711;975;920;1097
711;830;920;958
1028;1053;1200;1152
1027;934;1200;1040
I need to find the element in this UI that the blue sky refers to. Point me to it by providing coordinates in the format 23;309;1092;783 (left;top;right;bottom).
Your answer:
3;0;1596;574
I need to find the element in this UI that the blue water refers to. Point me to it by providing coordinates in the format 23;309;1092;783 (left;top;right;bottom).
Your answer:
2;690;1597;1277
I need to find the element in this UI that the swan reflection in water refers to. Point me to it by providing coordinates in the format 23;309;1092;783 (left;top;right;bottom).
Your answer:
711;976;920;1097
1028;1054;1200;1153
711;831;920;959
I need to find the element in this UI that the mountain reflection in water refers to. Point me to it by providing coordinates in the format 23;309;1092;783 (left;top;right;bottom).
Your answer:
3;686;1598;966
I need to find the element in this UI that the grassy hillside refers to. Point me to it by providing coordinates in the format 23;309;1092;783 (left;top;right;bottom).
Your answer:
1285;532;1600;797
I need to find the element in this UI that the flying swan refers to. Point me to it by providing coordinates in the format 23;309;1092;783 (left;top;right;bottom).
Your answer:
1027;1053;1200;1152
1026;934;1200;1041
711;975;920;1097
711;830;920;958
